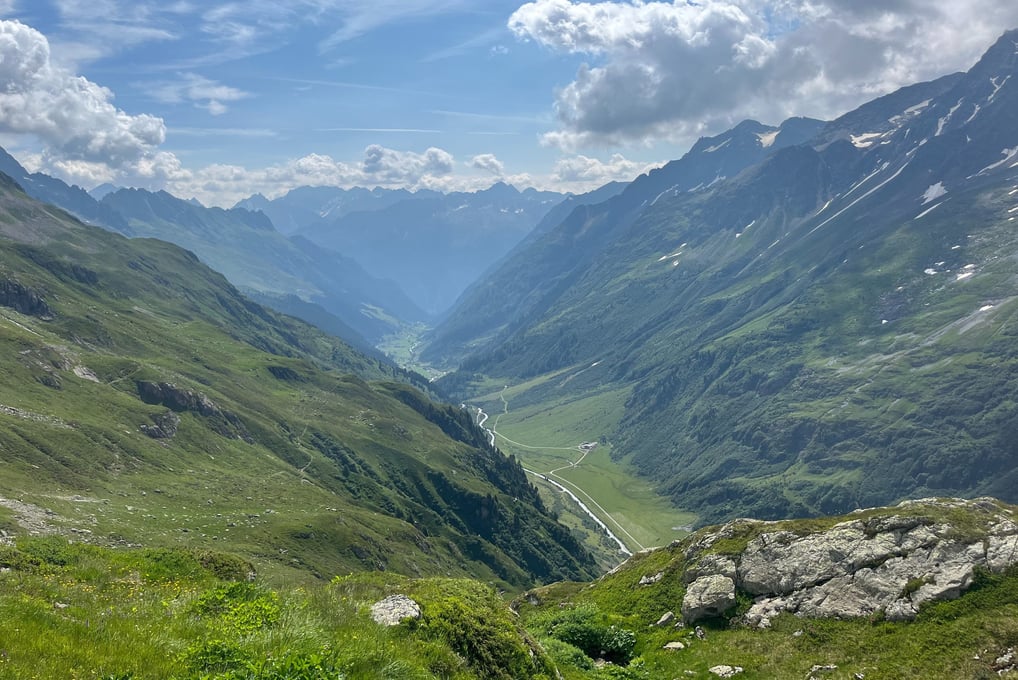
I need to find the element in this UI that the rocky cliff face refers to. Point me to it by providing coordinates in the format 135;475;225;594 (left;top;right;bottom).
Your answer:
0;277;53;319
634;498;1018;626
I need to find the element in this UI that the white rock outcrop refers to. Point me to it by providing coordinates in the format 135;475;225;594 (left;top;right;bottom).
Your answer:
370;594;422;626
675;498;1018;625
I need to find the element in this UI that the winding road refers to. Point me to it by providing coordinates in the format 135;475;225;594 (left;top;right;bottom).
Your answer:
474;387;645;556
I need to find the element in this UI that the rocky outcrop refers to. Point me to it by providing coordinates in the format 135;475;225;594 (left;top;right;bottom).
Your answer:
135;380;252;442
0;277;52;318
140;410;181;439
137;381;220;416
675;498;1018;625
370;595;422;626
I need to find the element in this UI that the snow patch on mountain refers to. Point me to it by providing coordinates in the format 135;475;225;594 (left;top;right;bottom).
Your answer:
988;75;1011;104
704;138;731;153
851;132;883;148
889;99;932;127
972;148;1018;177
922;182;948;205
808;162;910;237
915;201;945;220
756;131;779;148
936;99;965;136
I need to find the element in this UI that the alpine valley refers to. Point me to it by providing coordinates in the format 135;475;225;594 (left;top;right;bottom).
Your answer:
2;23;1018;680
428;29;1018;527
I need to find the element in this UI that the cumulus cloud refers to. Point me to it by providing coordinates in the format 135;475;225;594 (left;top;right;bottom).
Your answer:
362;145;455;183
0;19;184;186
509;0;1018;147
149;73;250;115
470;153;505;176
135;148;659;207
552;153;662;186
157;146;468;206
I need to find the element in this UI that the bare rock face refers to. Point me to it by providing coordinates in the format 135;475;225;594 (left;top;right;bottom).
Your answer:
674;498;1018;625
370;594;422;626
0;277;53;319
141;410;181;439
135;380;252;442
681;574;736;622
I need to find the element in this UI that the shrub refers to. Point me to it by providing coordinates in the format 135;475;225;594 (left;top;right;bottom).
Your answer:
540;605;637;665
538;637;595;671
179;640;253;675
191;582;280;633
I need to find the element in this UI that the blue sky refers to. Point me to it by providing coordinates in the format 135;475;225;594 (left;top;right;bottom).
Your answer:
0;1;1016;206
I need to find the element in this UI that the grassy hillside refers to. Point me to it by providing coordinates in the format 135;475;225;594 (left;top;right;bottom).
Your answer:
0;174;595;588
0;538;557;679
99;187;428;344
6;501;1018;679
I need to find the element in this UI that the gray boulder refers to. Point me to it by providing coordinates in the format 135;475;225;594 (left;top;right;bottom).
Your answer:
681;574;736;622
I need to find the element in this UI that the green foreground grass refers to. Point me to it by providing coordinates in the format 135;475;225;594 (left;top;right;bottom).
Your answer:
5;533;1018;680
0;537;554;680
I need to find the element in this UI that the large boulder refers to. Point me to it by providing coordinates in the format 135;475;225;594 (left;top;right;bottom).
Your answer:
681;574;736;622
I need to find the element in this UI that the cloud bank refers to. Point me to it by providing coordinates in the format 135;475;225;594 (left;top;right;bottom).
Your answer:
0;19;184;186
509;0;1018;147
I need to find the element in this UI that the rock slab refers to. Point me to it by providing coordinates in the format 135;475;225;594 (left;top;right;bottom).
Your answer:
672;498;1018;625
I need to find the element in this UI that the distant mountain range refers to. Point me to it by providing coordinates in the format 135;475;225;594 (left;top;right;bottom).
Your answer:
234;181;571;317
429;29;1018;523
97;186;429;346
235;185;437;235
0;151;574;342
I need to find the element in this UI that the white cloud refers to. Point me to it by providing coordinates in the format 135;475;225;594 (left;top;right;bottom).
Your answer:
149;73;250;115
552;153;662;187
48;0;179;66
157;146;464;206
470;153;505;177
0;21;182;186
510;0;1018;148
362;145;454;183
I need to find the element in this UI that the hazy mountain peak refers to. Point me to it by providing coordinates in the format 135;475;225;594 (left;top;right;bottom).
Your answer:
88;182;120;200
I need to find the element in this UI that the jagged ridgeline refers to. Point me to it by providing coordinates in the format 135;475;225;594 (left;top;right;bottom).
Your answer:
0;172;596;586
430;29;1018;524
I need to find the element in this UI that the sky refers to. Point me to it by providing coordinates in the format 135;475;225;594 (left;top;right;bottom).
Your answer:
0;0;1016;207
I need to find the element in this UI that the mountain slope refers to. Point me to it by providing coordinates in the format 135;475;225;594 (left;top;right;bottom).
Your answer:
433;30;1018;524
421;117;825;365
0;173;596;586
299;182;566;315
0;147;130;232
99;187;428;343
